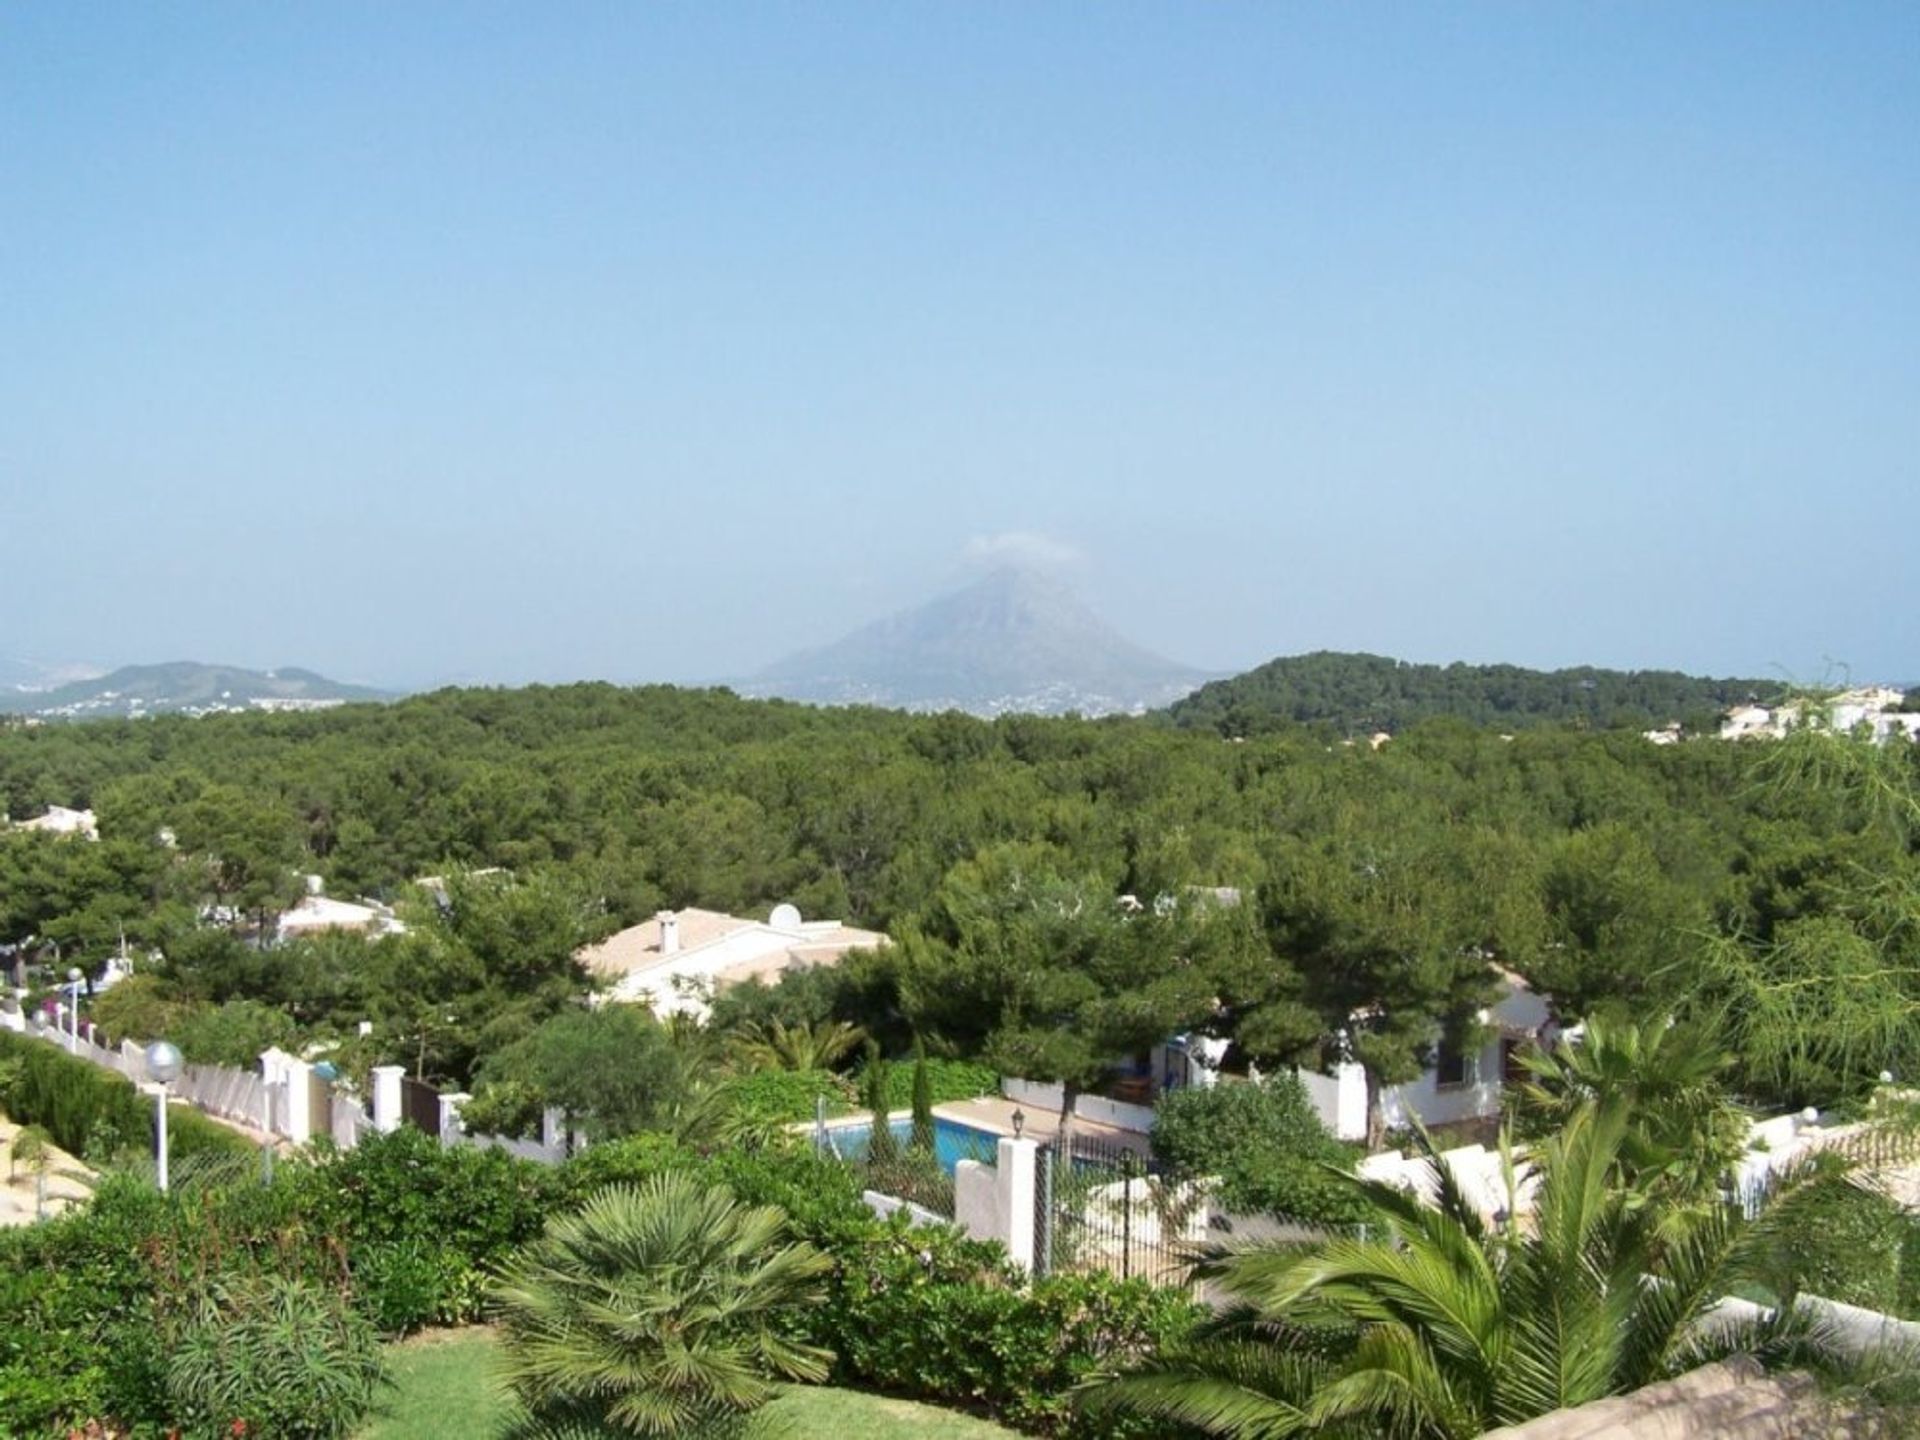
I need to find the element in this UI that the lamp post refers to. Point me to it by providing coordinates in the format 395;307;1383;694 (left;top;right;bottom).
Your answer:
65;967;83;1050
145;1040;183;1192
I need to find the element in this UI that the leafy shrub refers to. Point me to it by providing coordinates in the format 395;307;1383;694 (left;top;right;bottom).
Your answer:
1761;1175;1911;1314
806;1218;1200;1439
164;1274;385;1440
1150;1073;1368;1225
173;997;298;1070
710;1067;855;1128
310;1127;553;1330
850;1057;1002;1110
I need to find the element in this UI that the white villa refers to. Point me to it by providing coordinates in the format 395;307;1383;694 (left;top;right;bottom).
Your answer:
1720;687;1919;744
276;876;406;940
1149;969;1554;1145
580;904;888;1021
11;805;99;840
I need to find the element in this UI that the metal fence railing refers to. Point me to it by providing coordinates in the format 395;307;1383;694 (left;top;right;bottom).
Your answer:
1032;1133;1201;1286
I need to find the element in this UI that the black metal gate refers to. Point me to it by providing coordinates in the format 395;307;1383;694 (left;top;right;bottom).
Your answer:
1031;1133;1192;1286
400;1076;441;1139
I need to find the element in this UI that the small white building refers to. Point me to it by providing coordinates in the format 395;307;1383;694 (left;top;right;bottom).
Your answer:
14;805;99;840
1297;969;1554;1144
276;877;405;940
580;904;888;1021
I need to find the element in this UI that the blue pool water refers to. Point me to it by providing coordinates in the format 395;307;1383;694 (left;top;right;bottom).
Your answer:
819;1116;1004;1174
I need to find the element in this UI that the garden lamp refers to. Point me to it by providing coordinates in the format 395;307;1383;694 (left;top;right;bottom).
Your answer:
145;1039;183;1192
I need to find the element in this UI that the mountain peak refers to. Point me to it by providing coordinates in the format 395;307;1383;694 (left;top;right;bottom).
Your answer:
746;568;1207;716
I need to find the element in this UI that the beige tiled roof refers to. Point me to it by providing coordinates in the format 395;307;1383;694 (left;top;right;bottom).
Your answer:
579;907;889;987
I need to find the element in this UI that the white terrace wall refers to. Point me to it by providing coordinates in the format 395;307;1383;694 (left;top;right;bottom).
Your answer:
1000;1078;1157;1134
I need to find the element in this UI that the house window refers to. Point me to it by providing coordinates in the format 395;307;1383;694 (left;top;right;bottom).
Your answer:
1435;1037;1477;1089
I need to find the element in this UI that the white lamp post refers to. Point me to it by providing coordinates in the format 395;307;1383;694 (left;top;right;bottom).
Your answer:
65;967;84;1049
145;1039;183;1192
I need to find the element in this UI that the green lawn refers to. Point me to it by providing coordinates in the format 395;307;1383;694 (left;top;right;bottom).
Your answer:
358;1328;1018;1439
359;1329;509;1440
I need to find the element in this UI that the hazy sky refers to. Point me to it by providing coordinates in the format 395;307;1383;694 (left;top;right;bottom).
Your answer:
5;5;1916;689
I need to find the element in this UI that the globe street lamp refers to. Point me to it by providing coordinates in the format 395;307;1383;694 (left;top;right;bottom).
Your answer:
145;1040;183;1192
65;967;84;1049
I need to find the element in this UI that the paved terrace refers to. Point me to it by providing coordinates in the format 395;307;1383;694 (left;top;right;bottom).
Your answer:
933;1096;1155;1160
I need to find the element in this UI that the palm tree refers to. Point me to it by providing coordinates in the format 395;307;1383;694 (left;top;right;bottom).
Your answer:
1517;1013;1748;1207
1082;1101;1836;1439
491;1173;832;1440
728;1018;866;1074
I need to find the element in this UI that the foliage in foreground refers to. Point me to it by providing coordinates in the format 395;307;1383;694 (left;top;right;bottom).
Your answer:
1085;1100;1856;1439
491;1174;832;1439
163;1274;386;1440
1150;1074;1365;1225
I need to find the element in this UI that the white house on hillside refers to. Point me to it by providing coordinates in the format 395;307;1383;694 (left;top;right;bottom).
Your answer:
13;805;99;840
1294;969;1554;1143
580;905;888;1021
276;876;406;940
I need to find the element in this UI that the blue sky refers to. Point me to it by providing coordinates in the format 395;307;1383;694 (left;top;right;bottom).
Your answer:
4;4;1916;688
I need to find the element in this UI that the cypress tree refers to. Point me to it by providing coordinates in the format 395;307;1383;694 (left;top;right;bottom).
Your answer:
909;1039;935;1155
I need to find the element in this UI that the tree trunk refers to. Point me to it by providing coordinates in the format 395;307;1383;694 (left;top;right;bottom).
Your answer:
1057;1079;1080;1154
1365;1068;1386;1152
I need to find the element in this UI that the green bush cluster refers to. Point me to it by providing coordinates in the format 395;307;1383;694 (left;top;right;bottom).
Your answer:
534;1134;1200;1436
1761;1174;1920;1318
0;1124;1196;1438
710;1066;857;1128
0;1027;255;1165
812;1220;1199;1439
0;1130;550;1437
163;1274;385;1440
861;1056;1003;1111
1150;1072;1369;1225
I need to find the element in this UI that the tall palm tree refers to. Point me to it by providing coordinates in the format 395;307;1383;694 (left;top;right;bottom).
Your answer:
491;1173;833;1439
1082;1101;1834;1439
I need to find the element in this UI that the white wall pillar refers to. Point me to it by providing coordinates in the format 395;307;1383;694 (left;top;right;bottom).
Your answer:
540;1106;566;1153
371;1065;406;1134
438;1092;470;1146
996;1136;1039;1272
282;1056;314;1147
1333;1061;1370;1142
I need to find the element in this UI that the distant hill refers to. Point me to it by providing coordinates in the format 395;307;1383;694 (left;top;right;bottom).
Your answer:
0;662;393;720
744;567;1210;717
1164;651;1782;736
0;653;103;694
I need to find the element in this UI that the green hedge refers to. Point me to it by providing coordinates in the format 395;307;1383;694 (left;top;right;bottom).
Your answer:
854;1057;1002;1111
0;1028;254;1164
1762;1175;1913;1315
711;1067;857;1127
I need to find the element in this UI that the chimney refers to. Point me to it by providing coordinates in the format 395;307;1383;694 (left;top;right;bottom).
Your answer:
657;910;680;956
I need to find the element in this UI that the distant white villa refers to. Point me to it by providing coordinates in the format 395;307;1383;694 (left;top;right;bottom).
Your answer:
11;805;99;840
1718;687;1918;744
276;875;406;940
580;905;888;1021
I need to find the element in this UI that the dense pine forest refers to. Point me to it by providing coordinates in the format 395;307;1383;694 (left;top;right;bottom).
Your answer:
1166;650;1784;736
1;682;1915;1113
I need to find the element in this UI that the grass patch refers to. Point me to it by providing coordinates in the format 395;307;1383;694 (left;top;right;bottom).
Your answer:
764;1384;1019;1437
358;1328;509;1440
358;1327;1019;1439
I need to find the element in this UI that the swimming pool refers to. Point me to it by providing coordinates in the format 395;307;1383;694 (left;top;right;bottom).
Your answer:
816;1115;1005;1174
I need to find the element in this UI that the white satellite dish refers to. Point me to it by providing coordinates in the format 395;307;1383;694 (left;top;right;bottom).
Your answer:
768;903;803;930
